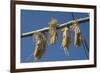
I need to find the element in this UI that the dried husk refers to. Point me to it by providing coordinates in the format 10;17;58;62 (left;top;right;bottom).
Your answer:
74;27;82;48
33;32;46;61
61;27;71;55
71;20;82;48
48;18;58;45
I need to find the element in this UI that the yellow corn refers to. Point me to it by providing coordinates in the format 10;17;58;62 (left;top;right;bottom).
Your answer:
61;27;71;55
74;27;82;48
48;18;58;45
71;20;82;48
33;32;46;61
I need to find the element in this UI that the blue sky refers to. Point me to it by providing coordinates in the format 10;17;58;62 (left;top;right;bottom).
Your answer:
21;10;89;63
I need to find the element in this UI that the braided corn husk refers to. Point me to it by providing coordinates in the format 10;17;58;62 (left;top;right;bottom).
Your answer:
61;27;71;55
33;32;46;61
48;18;58;45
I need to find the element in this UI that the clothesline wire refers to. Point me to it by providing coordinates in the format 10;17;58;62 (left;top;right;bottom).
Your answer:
21;16;89;37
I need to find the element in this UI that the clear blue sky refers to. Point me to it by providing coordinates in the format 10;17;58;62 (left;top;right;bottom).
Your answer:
21;10;89;63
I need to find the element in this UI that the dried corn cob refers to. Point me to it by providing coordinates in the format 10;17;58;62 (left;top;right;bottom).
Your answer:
33;32;46;61
48;18;58;45
71;20;82;48
61;27;71;55
74;26;82;48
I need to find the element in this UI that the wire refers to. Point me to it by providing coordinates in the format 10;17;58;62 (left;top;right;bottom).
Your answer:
21;17;89;37
82;39;89;59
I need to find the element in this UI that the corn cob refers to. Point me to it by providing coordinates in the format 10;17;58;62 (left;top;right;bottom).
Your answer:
74;26;82;48
33;32;46;61
48;18;58;45
71;20;82;48
61;27;71;55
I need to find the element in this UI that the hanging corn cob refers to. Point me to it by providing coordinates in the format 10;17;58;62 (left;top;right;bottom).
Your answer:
48;18;58;45
61;27;71;55
74;27;82;48
71;20;82;48
33;32;46;61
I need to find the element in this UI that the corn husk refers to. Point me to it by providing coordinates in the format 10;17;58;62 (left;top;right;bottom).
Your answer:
71;20;82;48
33;32;46;61
48;18;58;45
74;27;82;48
61;27;71;55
